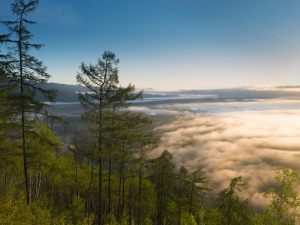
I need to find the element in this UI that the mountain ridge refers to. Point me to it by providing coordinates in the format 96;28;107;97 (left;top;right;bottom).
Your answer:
36;82;300;102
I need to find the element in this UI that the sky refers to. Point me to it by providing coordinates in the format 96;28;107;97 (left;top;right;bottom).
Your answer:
1;0;300;90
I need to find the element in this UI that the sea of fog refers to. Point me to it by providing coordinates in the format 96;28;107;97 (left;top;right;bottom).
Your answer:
51;97;300;211
128;98;300;211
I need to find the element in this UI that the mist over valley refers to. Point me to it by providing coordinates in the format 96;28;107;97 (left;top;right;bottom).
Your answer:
48;83;300;211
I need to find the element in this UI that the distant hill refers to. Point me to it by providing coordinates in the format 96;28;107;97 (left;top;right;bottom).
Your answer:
43;83;90;92
35;82;300;103
35;83;89;102
168;87;300;99
36;83;178;102
35;83;170;102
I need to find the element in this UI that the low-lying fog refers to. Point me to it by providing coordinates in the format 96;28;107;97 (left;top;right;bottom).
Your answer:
129;98;300;211
50;94;300;211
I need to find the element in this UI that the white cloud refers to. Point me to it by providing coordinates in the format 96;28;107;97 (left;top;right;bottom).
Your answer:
141;99;300;211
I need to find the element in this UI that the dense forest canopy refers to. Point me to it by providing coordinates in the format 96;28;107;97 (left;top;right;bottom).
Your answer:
1;1;300;225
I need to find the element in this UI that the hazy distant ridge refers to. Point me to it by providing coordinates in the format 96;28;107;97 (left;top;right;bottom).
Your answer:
37;83;300;102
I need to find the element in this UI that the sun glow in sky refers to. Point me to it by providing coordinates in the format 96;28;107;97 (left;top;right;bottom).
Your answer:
1;0;300;90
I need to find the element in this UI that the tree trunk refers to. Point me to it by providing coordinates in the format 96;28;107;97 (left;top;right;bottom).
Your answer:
35;164;38;198
75;127;79;202
109;153;112;215
88;117;98;223
4;169;7;192
138;156;142;225
98;98;103;225
178;179;182;225
189;173;196;214
88;142;97;224
228;187;233;225
201;192;206;214
122;139;125;214
19;11;30;206
118;171;122;221
98;157;102;225
108;106;115;215
159;174;164;225
28;173;31;203
37;170;41;198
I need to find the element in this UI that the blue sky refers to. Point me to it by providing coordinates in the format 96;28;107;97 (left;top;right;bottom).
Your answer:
1;0;300;90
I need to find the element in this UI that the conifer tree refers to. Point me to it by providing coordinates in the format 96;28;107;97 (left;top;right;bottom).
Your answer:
148;150;177;225
135;133;156;225
176;165;189;225
76;50;144;224
104;87;145;216
0;67;18;136
188;169;210;215
104;97;156;222
0;67;19;192
0;0;58;205
217;176;253;225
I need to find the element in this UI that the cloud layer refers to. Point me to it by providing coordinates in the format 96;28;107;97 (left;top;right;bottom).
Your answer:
138;99;300;211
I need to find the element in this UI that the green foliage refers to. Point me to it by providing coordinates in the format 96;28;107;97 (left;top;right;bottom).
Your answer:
0;190;57;224
0;0;62;205
0;0;60;118
217;176;253;225
104;214;119;225
252;212;277;225
264;167;300;225
199;205;223;225
142;218;153;225
182;214;197;225
76;51;158;225
118;211;129;225
148;150;177;224
0;68;20;184
68;197;87;224
188;169;211;215
175;165;189;221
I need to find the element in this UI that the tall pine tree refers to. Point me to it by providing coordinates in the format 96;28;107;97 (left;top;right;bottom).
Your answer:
76;50;144;224
0;0;59;205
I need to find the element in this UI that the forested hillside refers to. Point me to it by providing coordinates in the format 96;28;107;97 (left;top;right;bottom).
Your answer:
1;1;300;225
